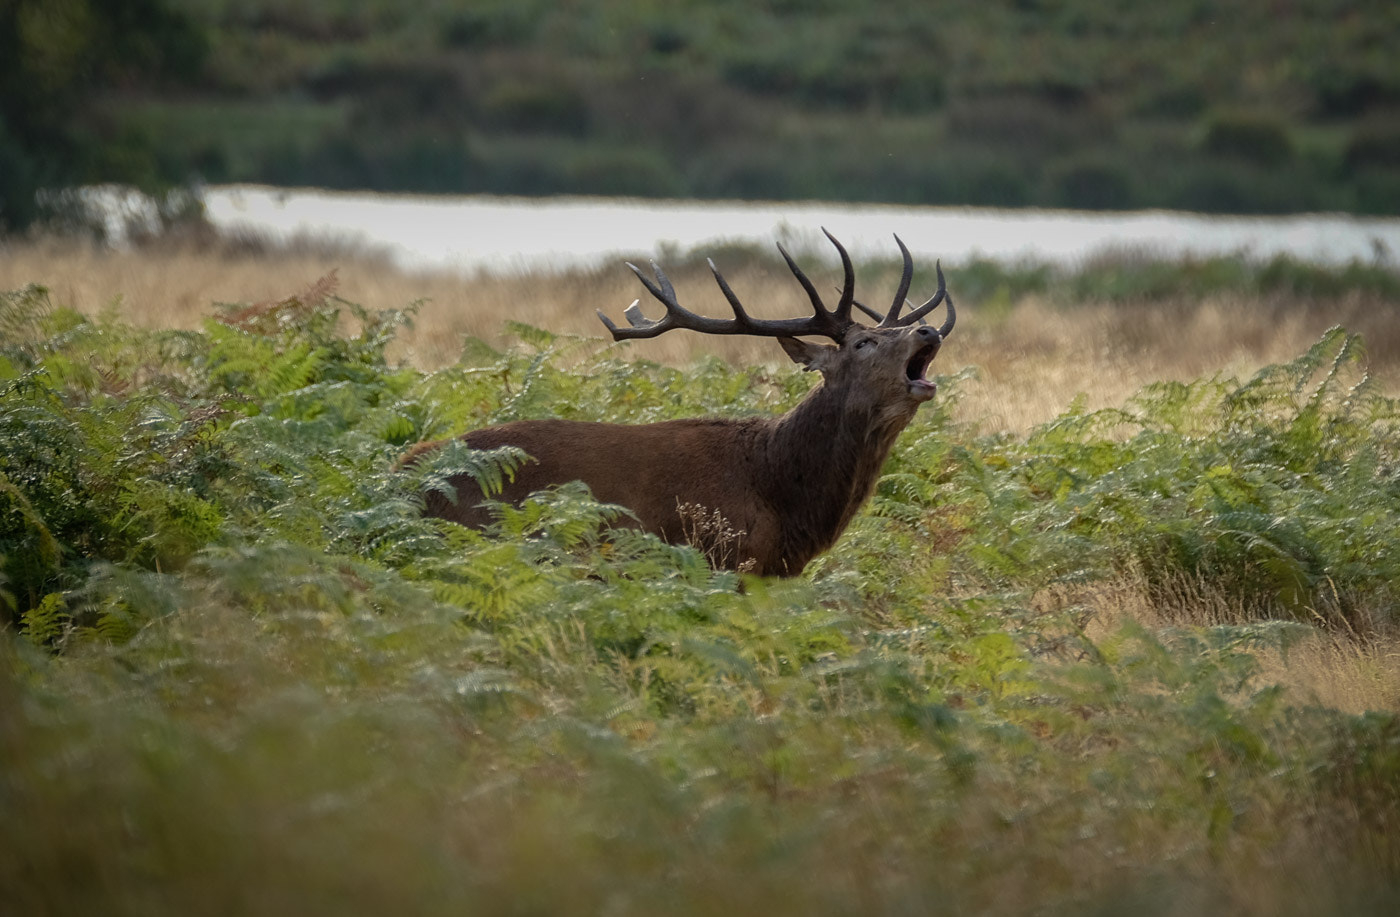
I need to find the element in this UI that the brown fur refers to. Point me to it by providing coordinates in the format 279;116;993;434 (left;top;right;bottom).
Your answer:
409;323;946;576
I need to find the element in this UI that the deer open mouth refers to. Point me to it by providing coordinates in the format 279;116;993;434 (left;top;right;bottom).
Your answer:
905;343;938;400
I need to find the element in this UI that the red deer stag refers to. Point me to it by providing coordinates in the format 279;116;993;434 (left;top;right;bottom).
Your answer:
406;230;954;576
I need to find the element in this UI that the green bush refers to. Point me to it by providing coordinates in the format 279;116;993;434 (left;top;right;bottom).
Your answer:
563;146;685;196
1308;64;1400;118
4;276;1400;912
6;277;1399;632
1048;156;1136;210
1345;121;1400;172
438;1;545;49
1201;111;1295;167
1166;159;1328;214
1354;169;1400;216
482;80;591;135
1011;329;1400;624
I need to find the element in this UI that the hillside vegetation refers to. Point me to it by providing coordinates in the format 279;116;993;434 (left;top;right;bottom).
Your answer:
6;0;1400;226
3;260;1400;912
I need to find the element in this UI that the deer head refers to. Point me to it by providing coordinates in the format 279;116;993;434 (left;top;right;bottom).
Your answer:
599;229;954;428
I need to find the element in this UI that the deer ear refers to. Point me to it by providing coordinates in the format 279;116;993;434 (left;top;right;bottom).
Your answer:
778;336;835;372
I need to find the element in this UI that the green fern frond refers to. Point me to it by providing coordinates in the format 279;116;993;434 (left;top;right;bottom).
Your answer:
19;591;69;646
408;440;529;503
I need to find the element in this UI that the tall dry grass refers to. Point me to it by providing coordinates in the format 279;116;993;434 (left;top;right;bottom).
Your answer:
4;235;1394;433
1073;575;1400;716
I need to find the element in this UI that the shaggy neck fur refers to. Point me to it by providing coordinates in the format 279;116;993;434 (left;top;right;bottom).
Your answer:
757;376;918;574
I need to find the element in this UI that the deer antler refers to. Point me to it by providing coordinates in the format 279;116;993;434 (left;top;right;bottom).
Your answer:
598;228;858;342
877;235;955;339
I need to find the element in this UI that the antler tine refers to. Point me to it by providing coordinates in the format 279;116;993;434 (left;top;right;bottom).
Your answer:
834;266;882;325
776;242;832;322
708;258;753;324
897;299;929;326
599;253;853;342
594;308;623;335
625;261;670;311
622;299;649;327
890;261;954;339
651;259;679;306
821;228;856;323
843;291;885;324
879;234;915;327
601;260;740;339
600;261;677;338
938;291;955;339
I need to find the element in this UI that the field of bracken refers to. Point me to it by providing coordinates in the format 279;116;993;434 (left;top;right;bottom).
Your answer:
2;235;1399;914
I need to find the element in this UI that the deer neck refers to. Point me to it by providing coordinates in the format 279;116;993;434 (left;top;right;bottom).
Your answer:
759;379;916;573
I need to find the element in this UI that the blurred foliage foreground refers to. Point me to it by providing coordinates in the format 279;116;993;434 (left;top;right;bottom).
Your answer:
2;281;1400;915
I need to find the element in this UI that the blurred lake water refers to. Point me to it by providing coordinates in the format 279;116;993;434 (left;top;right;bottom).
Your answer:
200;184;1400;273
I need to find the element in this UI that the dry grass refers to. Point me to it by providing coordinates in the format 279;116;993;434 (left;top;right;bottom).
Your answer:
6;235;1395;433
1257;633;1400;714
1071;574;1400;715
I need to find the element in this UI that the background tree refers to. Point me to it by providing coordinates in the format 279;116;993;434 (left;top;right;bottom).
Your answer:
0;0;205;231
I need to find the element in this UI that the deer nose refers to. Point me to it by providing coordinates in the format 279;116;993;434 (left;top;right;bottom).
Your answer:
915;325;942;344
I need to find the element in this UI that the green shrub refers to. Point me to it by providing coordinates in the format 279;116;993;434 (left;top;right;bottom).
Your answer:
969;328;1400;624
1166;158;1325;213
563;146;685;197
482;81;591;136
945;94;1099;157
1345;121;1400;172
438;1;545;49
1308;65;1400;118
1048;156;1136;210
1201;111;1295;167
1354;168;1400;216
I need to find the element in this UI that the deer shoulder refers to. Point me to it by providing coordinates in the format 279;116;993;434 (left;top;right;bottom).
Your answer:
407;230;955;577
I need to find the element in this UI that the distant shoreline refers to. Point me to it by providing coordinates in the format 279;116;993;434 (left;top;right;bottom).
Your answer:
196;185;1400;274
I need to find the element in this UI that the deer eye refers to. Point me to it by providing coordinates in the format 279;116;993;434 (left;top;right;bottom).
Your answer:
854;338;875;350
